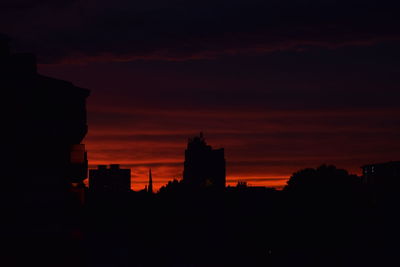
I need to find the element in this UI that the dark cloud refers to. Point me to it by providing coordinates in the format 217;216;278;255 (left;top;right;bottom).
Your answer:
40;41;400;113
0;0;74;9
1;0;400;63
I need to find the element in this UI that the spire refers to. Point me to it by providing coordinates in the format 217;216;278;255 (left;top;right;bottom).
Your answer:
148;168;153;194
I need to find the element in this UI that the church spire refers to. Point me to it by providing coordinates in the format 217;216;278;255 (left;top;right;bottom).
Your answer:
148;168;153;194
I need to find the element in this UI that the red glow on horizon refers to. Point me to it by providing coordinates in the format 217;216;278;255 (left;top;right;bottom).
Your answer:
82;106;400;192
85;162;289;191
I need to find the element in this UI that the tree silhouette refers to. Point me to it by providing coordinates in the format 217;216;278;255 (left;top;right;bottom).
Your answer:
158;179;183;195
284;165;362;206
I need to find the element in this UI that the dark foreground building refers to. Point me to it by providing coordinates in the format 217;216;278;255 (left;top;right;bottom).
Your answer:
362;161;400;203
89;164;131;193
3;36;89;203
362;161;400;186
2;36;89;266
183;133;226;189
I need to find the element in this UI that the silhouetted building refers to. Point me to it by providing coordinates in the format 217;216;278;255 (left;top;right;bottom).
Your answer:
183;133;226;189
3;36;90;265
362;161;400;189
3;36;89;203
89;164;131;193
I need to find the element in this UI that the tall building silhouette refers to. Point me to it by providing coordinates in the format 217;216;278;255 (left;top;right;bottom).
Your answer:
89;164;131;193
183;133;226;189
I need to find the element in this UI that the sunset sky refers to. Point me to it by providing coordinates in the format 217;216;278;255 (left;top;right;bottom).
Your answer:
2;1;400;190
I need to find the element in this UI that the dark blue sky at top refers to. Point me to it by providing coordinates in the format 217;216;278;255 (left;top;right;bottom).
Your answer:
1;0;399;62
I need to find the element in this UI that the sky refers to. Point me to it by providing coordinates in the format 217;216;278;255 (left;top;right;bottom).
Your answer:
2;0;400;190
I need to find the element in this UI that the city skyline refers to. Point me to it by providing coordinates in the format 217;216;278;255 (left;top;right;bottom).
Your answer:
39;47;400;190
2;0;400;190
3;2;400;266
